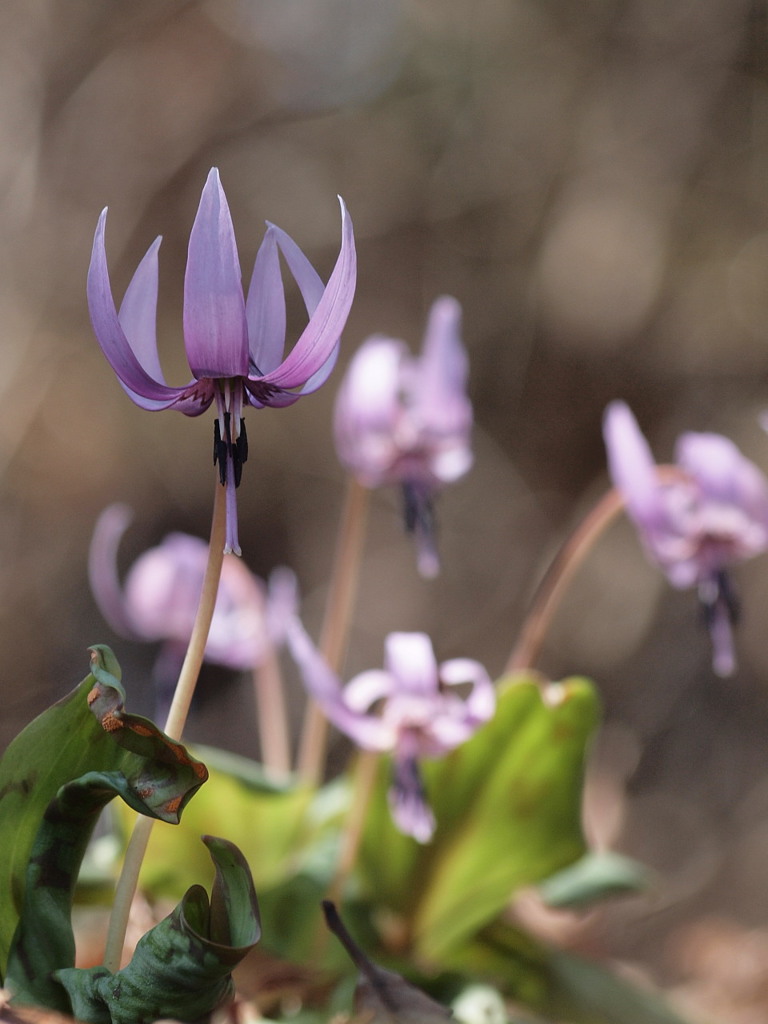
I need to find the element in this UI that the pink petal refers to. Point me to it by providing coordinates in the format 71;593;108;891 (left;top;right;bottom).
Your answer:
383;633;439;696
261;197;356;389
88;504;139;638
118;236;166;384
88;209;191;409
183;168;249;379
245;226;287;375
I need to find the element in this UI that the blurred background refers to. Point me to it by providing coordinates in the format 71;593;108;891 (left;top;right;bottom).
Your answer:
3;0;768;1017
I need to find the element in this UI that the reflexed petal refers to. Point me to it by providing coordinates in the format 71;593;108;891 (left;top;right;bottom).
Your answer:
333;338;403;482
439;657;496;725
245;226;287;374
88;504;139;638
184;168;249;379
418;296;472;434
261;196;356;389
295;338;341;395
118;236;166;384
676;432;768;530
286;618;392;750
125;533;208;641
265;567;299;645
269;222;325;314
344;669;395;712
603;401;663;529
383;633;439;695
88;209;192;409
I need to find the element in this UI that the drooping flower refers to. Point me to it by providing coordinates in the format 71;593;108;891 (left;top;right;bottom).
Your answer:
88;168;356;556
333;296;472;577
89;504;296;713
603;400;768;676
287;620;495;841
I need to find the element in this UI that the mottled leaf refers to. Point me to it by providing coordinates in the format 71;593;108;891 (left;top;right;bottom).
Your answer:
56;837;260;1024
0;646;207;981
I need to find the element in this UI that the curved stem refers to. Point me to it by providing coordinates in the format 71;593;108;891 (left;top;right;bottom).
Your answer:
297;477;370;785
505;488;625;675
102;478;227;972
506;465;686;675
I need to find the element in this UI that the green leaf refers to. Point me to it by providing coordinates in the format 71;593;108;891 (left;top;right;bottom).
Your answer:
127;745;318;900
56;836;260;1024
538;851;649;909
358;674;600;962
0;646;207;982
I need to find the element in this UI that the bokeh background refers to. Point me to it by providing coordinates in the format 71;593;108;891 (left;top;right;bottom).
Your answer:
4;0;768;1018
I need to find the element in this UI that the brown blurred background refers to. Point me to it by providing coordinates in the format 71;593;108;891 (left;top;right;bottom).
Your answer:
4;0;768;1017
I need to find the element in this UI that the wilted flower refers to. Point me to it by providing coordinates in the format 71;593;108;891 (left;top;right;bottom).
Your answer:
89;504;296;712
603;401;768;676
333;296;472;577
287;621;495;841
88;168;356;555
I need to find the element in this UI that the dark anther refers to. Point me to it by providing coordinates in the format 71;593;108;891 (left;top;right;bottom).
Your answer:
237;418;249;465
391;755;427;805
402;481;435;538
699;569;741;628
213;420;228;485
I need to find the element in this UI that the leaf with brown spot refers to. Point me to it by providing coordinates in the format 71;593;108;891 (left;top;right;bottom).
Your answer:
0;646;206;986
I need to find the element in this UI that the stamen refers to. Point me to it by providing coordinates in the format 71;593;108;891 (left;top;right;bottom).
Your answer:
213;420;228;485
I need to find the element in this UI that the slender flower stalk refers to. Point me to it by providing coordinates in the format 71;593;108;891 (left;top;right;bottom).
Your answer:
103;478;226;972
88;168;356;555
506;488;626;674
297;477;370;784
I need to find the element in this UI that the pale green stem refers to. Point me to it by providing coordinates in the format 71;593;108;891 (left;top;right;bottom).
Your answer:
252;646;291;778
297;477;370;785
506;467;683;675
102;480;227;972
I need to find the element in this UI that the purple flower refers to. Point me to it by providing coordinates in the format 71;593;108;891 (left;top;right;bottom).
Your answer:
89;504;296;713
603;401;768;676
287;621;495;841
88;168;356;556
333;296;472;577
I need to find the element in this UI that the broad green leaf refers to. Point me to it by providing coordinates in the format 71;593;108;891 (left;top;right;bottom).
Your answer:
0;646;207;980
56;836;260;1024
357;674;600;962
129;745;318;899
538;851;649;909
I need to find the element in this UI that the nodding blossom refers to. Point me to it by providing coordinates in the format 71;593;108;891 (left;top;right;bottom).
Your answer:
333;296;472;577
89;504;296;715
603;401;768;676
287;621;495;842
87;168;356;556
